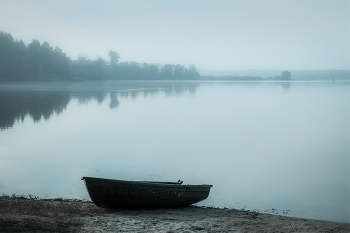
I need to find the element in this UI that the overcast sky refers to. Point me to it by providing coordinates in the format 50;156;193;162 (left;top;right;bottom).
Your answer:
0;0;349;70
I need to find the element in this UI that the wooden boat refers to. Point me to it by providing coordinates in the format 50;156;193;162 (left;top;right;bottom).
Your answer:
81;176;213;208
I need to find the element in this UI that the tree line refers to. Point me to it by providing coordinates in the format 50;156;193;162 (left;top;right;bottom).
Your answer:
0;31;200;81
0;31;71;81
1;31;294;81
104;62;200;80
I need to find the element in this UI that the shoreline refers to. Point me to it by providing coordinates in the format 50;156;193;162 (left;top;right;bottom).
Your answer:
79;206;350;233
1;195;349;232
0;78;349;84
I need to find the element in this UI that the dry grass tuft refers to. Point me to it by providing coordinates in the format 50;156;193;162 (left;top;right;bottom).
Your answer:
0;193;106;232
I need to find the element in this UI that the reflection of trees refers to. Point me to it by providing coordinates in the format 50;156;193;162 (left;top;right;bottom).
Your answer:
76;91;107;105
142;89;158;97
0;90;70;130
109;91;119;109
116;82;200;99
274;82;291;90
0;81;200;130
281;82;291;89
130;91;138;99
158;82;200;97
213;81;292;89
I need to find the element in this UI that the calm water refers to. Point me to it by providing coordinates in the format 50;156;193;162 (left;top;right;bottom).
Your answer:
0;80;349;223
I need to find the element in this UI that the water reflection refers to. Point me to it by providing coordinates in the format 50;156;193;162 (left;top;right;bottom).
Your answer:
280;82;291;89
208;80;292;90
0;81;200;130
109;91;119;109
0;90;70;130
0;80;348;223
76;91;106;105
0;80;291;130
274;81;291;89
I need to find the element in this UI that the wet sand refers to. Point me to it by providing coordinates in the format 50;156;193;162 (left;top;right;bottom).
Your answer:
79;205;349;233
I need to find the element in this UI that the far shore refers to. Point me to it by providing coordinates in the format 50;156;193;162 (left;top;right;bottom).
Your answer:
0;194;349;232
0;77;349;84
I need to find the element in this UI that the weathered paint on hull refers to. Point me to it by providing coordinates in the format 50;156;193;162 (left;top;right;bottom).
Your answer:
82;177;213;209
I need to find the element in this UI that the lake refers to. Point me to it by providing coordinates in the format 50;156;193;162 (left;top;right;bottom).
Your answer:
0;80;349;223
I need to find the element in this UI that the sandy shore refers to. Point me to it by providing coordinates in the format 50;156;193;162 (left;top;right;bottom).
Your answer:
78;205;349;233
1;195;349;232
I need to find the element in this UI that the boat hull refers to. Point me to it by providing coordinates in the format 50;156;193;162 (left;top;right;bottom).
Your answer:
82;177;212;208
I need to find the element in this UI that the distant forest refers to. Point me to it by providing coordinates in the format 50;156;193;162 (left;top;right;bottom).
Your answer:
0;31;201;81
1;31;348;82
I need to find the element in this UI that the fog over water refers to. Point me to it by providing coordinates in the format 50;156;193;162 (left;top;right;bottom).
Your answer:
0;81;348;223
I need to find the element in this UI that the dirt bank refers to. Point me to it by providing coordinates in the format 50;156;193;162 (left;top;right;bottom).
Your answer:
79;207;349;232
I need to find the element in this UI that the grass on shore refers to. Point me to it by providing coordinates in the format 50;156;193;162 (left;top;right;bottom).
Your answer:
0;193;106;232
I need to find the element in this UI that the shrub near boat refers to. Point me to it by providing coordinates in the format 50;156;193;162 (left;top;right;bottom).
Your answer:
81;177;213;209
